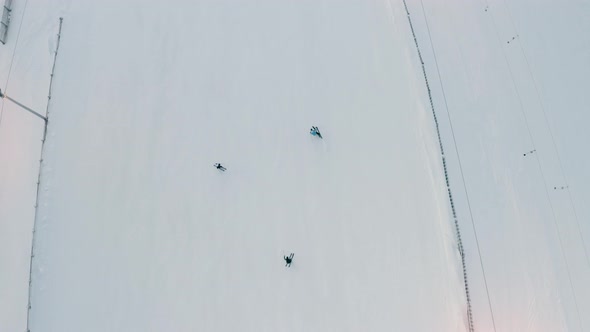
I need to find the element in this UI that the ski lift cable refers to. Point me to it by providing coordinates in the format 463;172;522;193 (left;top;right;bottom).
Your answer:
481;1;584;330
417;1;498;331
500;0;590;270
400;0;476;330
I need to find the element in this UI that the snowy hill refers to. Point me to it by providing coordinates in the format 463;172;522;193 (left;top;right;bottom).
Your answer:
1;1;589;331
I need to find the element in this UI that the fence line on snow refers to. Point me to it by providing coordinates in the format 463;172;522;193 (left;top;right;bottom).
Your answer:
400;1;475;331
26;17;63;332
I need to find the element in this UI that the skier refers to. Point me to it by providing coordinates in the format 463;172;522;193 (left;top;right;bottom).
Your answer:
214;163;226;171
310;126;322;139
284;253;294;267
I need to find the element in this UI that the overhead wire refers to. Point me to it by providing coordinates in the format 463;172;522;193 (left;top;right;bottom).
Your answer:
417;1;497;331
500;0;590;269
399;0;475;330
480;1;584;330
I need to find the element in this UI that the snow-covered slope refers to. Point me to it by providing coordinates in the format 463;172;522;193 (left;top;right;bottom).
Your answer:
407;0;590;330
0;2;65;330
1;0;589;331
28;1;466;331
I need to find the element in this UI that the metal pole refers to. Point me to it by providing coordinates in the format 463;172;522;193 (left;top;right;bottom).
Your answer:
0;91;47;122
25;17;63;332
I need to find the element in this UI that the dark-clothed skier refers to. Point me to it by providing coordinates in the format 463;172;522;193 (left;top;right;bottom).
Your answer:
284;253;294;267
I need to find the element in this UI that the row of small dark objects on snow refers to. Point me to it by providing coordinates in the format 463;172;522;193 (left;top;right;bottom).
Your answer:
402;2;475;330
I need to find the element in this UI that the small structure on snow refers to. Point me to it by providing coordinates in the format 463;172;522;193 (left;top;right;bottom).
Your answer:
1;0;13;45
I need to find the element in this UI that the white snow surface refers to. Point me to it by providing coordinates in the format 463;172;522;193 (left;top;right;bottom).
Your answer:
0;1;64;330
406;1;590;330
0;0;589;332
